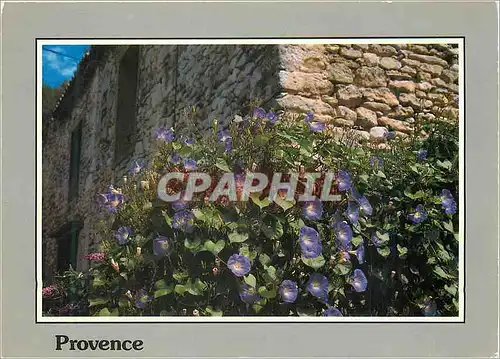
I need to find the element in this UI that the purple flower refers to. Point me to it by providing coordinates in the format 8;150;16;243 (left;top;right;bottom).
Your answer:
369;155;384;169
422;299;438;316
408;204;427;224
171;193;188;212
115;227;133;245
346;201;360;224
224;139;232;153
416;149;428;161
323;307;343;316
227;254;251;277
253;107;267;119
184;159;197;171
217;130;232;143
331;221;353;250
302;198;323;221
336;170;352;191
183;137;194;145
355;244;365;264
304;112;326;132
440;189;457;215
172;210;195;233
100;192;126;213
306;273;329;299
239;282;260;304
299;226;323;259
279;280;298;303
153;236;172;256
171;153;181;165
350;269;368;292
371;233;386;247
135;289;152;309
155;127;175;142
351;188;372;216
267;111;278;124
129;159;145;175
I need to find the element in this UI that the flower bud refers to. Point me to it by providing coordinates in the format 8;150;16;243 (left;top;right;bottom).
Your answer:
212;267;219;275
182;308;187;315
110;258;119;273
123;176;128;184
125;290;133;300
136;247;142;257
193;309;200;316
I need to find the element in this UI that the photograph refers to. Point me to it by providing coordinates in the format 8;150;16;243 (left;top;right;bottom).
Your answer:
38;39;463;321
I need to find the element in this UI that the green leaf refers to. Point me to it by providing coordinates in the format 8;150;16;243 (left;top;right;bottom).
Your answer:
376;231;390;243
259;253;271;268
91;277;105;288
258;286;277;299
244;274;257;288
333;261;351;275
178;146;192;158
202;240;225;255
184;237;201;250
97;308;111;316
154;287;173;299
173;272;189;281
397;244;408;257
437;160;452;170
215;157;231;172
442;220;454;233
274;196;296;212
174;285;187;295
261;216;284;240
89;297;109;307
444;284;457;296
187;279;207;296
377;247;391;258
266;266;277;281
301;255;325;269
118;298;130;309
375;170;386;179
404;189;425;199
249;193;272;209
172;142;182;150
255;134;271;146
205;306;223;316
297;307;317;316
351;236;363;247
433;266;451;279
228;231;248;243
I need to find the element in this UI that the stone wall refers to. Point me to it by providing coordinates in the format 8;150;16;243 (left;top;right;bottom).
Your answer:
276;43;459;145
42;43;459;279
42;45;282;279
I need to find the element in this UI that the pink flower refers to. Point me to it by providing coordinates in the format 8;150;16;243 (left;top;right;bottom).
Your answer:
86;252;105;261
42;285;58;298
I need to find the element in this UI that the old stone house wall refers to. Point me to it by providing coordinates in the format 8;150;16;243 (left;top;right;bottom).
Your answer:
42;43;459;281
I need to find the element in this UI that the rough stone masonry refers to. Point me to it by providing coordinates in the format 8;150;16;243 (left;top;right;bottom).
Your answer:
42;43;459;280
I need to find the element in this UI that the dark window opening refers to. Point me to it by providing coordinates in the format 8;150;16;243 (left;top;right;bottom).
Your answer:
115;46;140;165
68;121;82;201
56;221;82;273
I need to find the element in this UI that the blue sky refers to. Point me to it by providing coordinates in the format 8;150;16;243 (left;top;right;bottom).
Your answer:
42;45;90;88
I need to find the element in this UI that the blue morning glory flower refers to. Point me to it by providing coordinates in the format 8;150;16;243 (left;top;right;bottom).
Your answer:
172;210;195;233
323;307;343;316
115;226;133;245
239;282;260;304
351;188;372;216
336;170;352;192
304;111;326;132
355;244;365;264
135;289;152;309
416;149;428;161
306;273;329;299
171;193;188;212
101;193;126;213
155;127;175;142
224;139;232;153
227;254;251;277
171;153;181;165
183;137;194;145
408;204;427;224
129;159;145;175
253;107;267;119
331;221;353;250
299;226;323;259
422;299;437;316
302;198;323;221
350;269;368;292
217;130;231;143
440;189;457;215
279;280;298;303
371;232;386;247
153;236;173;256
267;111;278;124
184;159;197;171
369;155;384;169
346;201;360;224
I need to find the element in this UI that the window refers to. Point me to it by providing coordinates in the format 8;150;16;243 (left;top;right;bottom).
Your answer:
56;221;81;272
68;121;82;201
115;46;140;165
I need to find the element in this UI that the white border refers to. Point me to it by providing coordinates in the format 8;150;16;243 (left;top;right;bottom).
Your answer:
36;37;465;323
